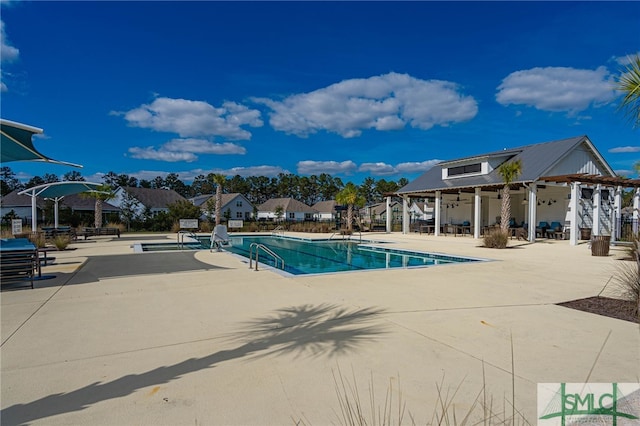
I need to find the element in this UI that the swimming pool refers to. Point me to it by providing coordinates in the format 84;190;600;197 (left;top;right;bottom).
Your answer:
176;235;483;275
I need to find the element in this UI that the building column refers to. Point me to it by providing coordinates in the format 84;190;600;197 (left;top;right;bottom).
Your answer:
385;196;392;233
435;191;441;236
613;186;622;241
592;184;601;236
528;183;537;242
402;195;410;234
31;194;37;231
569;182;580;246
473;187;481;239
633;188;640;235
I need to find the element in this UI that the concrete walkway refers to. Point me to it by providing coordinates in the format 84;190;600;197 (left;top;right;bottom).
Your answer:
1;232;638;425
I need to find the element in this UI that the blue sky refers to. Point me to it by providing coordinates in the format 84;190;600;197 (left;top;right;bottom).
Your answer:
1;1;639;186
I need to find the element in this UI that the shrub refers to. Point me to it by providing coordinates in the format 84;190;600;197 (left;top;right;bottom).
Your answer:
613;256;640;321
28;232;47;248
53;235;71;251
200;221;212;233
483;229;509;249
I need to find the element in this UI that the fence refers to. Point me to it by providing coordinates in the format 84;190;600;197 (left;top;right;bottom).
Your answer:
617;218;639;241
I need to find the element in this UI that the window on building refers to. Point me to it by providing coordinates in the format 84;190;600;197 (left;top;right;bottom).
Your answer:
288;212;295;219
236;201;242;207
447;163;481;177
236;212;243;218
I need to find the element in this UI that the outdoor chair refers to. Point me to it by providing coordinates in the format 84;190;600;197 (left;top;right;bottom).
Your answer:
535;221;550;238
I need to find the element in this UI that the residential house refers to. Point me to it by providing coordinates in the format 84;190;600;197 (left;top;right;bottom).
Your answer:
363;201;402;224
312;200;338;222
189;193;255;222
111;186;186;217
396;135;639;244
257;198;316;222
1;190;46;224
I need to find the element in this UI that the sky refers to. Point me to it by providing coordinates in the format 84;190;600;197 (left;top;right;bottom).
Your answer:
1;1;639;187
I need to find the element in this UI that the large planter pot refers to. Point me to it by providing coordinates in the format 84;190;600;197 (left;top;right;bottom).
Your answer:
591;235;611;256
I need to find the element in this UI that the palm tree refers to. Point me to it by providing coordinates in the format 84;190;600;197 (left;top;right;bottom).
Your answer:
336;182;365;231
615;54;640;128
497;160;523;235
212;174;226;226
81;184;116;228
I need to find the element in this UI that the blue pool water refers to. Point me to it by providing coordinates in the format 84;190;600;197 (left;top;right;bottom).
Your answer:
177;235;482;275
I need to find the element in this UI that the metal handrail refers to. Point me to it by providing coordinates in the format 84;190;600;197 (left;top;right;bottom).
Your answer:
249;242;285;271
177;230;198;249
271;225;285;236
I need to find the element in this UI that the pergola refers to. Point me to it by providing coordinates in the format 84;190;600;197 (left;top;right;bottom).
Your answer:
387;173;640;245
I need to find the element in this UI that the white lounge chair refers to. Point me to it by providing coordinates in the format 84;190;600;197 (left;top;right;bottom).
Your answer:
210;224;230;252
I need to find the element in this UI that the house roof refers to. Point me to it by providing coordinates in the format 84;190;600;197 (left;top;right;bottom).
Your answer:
397;135;615;195
60;194;120;212
1;190;46;208
120;186;186;209
368;201;400;215
312;200;337;213
258;198;316;213
189;193;251;209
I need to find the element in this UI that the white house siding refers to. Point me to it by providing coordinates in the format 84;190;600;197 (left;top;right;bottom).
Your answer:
221;195;254;220
545;145;607;177
112;188;146;217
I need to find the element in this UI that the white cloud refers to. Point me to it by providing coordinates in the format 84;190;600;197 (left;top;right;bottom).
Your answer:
358;162;397;176
128;146;199;162
254;72;478;138
0;21;18;63
119;97;263;139
612;52;640;66
297;158;439;177
395;160;441;174
0;19;19;92
297;160;358;175
608;146;640;153
123;165;289;182
496;66;616;113
128;138;246;162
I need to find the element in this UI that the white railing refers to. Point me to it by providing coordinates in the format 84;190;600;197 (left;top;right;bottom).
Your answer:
177;230;198;249
271;225;285;237
249;243;285;271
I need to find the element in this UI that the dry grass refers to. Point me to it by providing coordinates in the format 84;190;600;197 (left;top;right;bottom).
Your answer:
483;230;509;249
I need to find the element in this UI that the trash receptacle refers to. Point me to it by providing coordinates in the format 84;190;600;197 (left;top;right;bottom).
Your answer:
591;235;610;256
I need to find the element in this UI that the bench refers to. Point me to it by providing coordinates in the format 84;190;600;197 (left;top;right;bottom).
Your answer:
81;227;121;240
0;249;37;289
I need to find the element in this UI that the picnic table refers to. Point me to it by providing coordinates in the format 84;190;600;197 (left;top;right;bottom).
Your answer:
0;238;38;289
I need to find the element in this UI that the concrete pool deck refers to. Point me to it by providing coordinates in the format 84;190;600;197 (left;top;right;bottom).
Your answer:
1;232;639;425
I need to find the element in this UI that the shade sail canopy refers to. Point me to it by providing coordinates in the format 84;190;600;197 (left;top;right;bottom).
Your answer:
18;181;105;229
18;181;104;199
1;118;82;167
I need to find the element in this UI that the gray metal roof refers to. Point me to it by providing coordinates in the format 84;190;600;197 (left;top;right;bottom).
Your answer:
120;186;186;209
397;135;614;194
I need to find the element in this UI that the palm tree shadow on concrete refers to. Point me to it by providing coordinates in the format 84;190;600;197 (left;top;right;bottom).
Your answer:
1;303;387;425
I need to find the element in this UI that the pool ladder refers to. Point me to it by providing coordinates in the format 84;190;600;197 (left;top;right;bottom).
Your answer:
177;230;198;249
329;230;362;242
271;225;285;237
249;243;285;271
